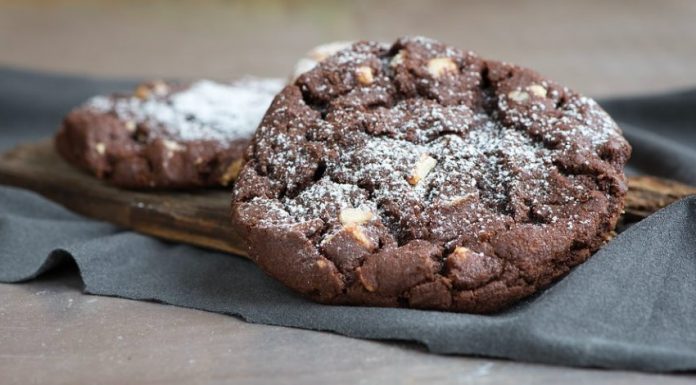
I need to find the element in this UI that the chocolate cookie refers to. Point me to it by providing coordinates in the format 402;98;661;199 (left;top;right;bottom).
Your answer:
231;37;631;313
56;78;283;188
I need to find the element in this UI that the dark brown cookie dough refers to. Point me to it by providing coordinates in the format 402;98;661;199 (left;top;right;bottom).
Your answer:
231;37;631;313
55;78;283;188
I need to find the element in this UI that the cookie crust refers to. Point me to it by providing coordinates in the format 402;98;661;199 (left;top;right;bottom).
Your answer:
231;37;631;313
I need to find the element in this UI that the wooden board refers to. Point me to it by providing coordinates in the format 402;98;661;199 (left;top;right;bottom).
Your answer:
1;140;695;256
0;140;246;256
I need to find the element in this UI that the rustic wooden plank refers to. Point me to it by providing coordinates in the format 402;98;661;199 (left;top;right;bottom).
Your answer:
0;140;245;256
625;175;696;220
1;140;695;256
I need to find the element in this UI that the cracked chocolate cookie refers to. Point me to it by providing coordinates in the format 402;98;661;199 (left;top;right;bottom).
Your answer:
231;37;631;313
56;78;283;188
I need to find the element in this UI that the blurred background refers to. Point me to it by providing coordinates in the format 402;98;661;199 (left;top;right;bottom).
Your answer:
1;0;695;97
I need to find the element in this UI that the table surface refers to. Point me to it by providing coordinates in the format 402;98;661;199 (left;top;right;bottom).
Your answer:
1;1;696;384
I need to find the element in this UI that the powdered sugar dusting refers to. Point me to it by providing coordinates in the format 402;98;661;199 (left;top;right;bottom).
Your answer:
231;37;631;312
86;77;284;142
240;37;628;245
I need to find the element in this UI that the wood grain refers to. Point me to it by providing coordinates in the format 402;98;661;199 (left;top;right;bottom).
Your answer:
625;176;696;220
1;140;695;256
0;140;246;256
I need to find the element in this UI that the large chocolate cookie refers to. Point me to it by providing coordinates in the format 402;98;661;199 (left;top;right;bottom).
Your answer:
56;78;283;188
231;37;631;313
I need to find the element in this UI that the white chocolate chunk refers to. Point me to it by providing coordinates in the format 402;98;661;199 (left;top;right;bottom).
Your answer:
427;57;457;78
162;139;185;152
124;120;136;132
527;84;547;97
507;90;529;103
339;208;374;226
390;50;405;67
355;66;374;85
408;153;437;185
345;224;373;248
162;139;185;159
95;142;106;155
315;259;328;269
450;246;473;259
